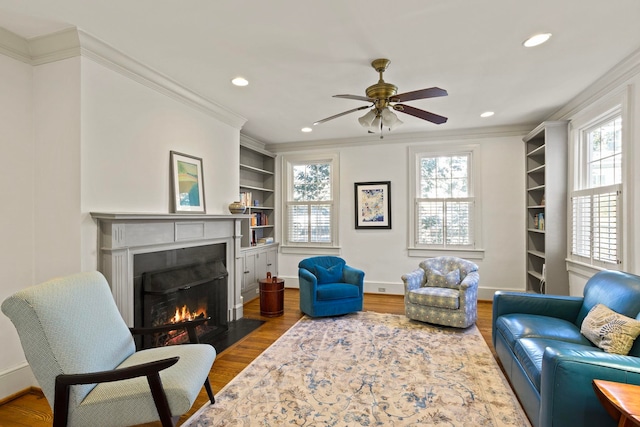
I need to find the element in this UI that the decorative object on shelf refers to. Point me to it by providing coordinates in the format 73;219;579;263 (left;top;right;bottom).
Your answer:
228;201;246;214
354;181;391;229
170;151;206;213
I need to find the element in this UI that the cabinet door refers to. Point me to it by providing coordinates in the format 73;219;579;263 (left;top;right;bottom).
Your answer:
265;247;278;276
255;250;269;282
242;252;257;292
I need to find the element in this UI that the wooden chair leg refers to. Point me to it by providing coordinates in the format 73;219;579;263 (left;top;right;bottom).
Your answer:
147;373;175;427
204;378;215;404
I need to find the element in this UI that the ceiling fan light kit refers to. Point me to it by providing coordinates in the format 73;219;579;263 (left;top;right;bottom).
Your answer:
314;58;448;138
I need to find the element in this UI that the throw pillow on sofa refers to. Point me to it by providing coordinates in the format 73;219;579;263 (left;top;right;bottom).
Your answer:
581;303;640;355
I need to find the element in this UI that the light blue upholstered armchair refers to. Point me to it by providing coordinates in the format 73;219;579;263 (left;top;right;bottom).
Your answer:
1;271;216;427
402;256;479;328
298;256;364;317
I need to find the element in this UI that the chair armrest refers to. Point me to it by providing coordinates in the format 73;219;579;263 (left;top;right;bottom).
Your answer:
53;357;179;427
401;269;424;293
130;317;210;344
343;265;364;291
539;347;640;427
459;271;479;290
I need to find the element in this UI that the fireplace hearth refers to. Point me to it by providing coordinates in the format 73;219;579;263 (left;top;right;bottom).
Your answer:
134;244;228;348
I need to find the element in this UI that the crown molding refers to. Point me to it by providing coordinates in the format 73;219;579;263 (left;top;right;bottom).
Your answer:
266;123;535;153
0;26;31;64
0;26;248;130
549;45;640;121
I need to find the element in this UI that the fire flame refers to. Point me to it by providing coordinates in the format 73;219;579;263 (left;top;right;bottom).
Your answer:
170;305;206;323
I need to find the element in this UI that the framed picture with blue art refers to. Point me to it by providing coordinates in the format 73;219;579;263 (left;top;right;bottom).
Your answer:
354;181;391;229
170;151;206;213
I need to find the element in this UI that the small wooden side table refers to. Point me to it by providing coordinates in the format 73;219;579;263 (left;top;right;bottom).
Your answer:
593;379;640;427
259;275;284;317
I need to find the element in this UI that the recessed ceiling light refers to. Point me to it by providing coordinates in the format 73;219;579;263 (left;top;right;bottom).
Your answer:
480;111;495;118
231;77;249;87
301;127;313;133
523;33;552;47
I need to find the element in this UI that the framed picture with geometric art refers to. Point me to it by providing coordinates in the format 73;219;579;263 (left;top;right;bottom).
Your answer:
354;181;391;229
170;151;206;213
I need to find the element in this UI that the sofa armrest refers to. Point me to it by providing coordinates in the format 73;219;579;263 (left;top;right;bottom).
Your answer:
401;269;424;294
493;291;583;322
539;347;640;427
343;265;365;293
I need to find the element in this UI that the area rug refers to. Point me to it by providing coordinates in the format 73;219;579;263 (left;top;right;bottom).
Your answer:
184;311;530;426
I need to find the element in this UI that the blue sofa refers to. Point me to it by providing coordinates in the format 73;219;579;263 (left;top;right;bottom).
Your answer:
298;256;364;317
493;270;640;427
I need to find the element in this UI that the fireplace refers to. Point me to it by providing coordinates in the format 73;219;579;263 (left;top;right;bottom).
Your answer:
91;213;247;327
134;244;228;348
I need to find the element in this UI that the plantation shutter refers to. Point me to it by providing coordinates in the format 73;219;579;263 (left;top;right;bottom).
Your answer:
571;186;621;265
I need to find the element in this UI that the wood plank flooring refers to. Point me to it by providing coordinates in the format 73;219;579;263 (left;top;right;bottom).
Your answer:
0;290;497;427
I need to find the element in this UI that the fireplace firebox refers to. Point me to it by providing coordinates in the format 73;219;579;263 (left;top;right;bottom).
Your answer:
133;244;228;348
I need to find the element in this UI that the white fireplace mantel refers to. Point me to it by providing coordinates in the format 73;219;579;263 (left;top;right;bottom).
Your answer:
91;212;250;326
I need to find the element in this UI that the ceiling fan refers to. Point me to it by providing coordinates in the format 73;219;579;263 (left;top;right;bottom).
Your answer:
313;58;448;137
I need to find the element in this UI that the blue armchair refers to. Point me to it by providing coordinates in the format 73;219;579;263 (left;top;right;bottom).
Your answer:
298;256;364;317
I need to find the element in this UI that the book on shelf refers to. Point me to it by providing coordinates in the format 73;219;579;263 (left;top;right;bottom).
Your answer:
250;212;269;226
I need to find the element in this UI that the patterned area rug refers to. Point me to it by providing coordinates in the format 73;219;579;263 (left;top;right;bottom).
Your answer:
184;311;530;426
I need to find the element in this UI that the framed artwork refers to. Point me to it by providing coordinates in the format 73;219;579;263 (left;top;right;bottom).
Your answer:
170;151;206;213
354;181;391;229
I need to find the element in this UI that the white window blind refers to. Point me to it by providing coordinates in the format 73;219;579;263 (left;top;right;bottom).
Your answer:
571;187;621;265
416;199;473;246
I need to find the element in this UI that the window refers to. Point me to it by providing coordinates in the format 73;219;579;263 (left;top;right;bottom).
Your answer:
409;145;480;255
281;153;339;251
570;111;622;267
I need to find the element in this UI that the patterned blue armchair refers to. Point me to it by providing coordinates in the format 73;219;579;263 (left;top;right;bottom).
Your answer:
298;256;364;317
402;256;479;328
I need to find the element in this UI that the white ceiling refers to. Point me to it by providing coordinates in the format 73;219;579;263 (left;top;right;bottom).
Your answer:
1;1;640;145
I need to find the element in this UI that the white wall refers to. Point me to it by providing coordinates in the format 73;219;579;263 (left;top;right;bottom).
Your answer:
275;133;526;300
0;53;38;399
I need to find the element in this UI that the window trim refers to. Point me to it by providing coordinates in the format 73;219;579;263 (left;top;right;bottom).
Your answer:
280;152;340;254
408;144;483;258
568;86;629;271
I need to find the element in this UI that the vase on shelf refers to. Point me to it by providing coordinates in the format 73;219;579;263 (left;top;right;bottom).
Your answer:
228;201;246;214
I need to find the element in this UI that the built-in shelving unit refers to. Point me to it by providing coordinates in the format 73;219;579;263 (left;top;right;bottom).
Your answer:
239;135;278;302
240;138;276;248
524;121;569;295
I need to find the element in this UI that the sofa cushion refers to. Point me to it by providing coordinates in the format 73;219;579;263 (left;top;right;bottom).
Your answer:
426;269;461;289
408;287;459;309
581;303;640;355
316;283;359;301
513;338;604;391
315;264;343;284
495;314;593;352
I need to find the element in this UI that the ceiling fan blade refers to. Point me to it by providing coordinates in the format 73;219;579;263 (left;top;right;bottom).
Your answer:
313;105;371;125
333;94;374;102
390;87;448;103
393;104;448;125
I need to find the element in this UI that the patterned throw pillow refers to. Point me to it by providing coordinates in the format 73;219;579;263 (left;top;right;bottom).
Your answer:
315;264;343;284
426;269;461;289
581;303;640;355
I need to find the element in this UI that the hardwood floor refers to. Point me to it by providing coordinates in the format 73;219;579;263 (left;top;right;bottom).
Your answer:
0;290;497;426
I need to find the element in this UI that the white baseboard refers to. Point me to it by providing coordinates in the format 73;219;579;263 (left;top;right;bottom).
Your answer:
0;362;37;401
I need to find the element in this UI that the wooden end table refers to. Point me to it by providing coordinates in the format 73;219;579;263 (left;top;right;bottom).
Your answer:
259;275;284;317
593;379;640;427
